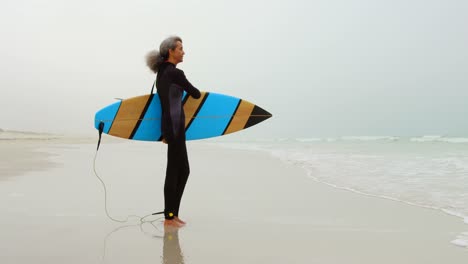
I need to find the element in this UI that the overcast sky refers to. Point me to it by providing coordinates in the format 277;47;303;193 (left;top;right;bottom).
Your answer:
1;0;467;138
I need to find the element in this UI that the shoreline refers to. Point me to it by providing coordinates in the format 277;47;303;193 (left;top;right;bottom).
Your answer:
303;173;468;248
187;142;468;262
215;141;468;226
194;141;468;253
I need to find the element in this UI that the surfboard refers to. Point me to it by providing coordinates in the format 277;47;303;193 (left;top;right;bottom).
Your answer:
94;91;272;141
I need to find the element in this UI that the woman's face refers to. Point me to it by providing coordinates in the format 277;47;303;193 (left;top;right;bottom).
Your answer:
169;41;185;64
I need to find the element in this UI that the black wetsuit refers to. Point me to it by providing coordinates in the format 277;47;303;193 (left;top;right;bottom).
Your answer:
156;61;201;220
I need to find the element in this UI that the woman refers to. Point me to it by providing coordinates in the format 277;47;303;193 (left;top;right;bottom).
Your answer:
146;36;201;228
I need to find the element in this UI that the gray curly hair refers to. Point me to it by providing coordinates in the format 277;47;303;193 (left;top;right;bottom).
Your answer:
146;36;182;74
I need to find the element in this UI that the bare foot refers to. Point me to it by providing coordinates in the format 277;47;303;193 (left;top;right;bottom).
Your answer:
164;219;183;229
174;217;186;225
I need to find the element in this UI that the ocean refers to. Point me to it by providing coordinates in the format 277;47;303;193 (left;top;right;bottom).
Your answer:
216;136;468;247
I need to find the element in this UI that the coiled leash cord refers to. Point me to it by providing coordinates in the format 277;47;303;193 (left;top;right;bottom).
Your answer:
94;122;165;224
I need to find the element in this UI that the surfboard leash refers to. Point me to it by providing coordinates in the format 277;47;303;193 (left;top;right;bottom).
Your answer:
97;122;104;151
93;121;164;224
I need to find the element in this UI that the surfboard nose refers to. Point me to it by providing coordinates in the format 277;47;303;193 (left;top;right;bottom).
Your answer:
244;105;272;129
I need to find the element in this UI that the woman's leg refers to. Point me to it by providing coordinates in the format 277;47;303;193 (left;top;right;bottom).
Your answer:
164;141;181;220
174;139;190;217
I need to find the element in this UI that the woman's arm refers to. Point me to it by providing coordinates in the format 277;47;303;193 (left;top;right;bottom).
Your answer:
173;69;201;99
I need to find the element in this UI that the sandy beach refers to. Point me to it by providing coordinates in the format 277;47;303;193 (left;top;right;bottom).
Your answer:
1;137;467;264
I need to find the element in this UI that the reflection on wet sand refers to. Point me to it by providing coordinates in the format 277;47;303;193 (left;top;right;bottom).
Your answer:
162;228;184;264
100;220;185;264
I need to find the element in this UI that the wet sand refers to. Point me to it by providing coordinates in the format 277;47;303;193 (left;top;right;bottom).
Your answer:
0;138;467;263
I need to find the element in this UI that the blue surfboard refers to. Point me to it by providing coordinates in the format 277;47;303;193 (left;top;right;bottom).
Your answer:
94;91;272;141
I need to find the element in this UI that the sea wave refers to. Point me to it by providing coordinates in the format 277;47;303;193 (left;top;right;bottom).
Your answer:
295;138;322;142
0;129;60;140
291;136;400;143
410;135;468;143
451;232;468;248
275;136;468;144
339;136;400;142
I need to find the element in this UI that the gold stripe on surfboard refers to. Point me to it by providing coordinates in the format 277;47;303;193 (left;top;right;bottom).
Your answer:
223;100;255;135
183;92;208;128
109;95;151;139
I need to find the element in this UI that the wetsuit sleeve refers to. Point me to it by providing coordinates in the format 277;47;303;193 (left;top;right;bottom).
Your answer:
173;69;201;99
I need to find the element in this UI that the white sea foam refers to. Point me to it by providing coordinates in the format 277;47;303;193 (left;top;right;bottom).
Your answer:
451;238;468;248
410;135;468;144
295;138;322;142
451;232;468;248
294;136;401;143
441;137;468;143
340;136;400;142
410;135;443;142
